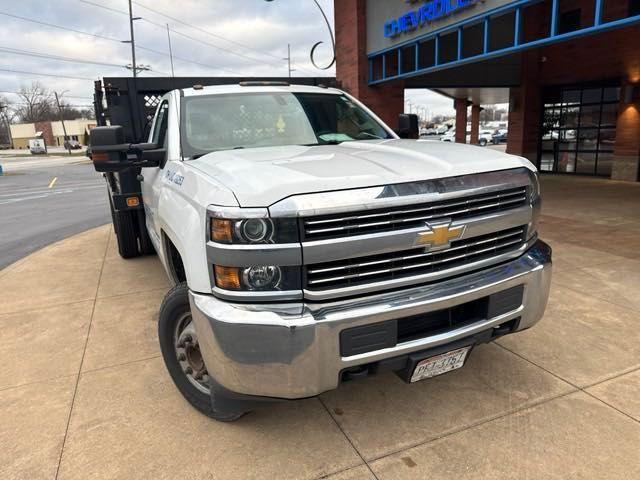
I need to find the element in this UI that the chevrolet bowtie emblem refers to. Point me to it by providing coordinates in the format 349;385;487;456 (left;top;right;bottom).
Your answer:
414;221;466;250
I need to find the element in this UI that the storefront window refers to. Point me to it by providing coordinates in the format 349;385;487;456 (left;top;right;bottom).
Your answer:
539;83;619;176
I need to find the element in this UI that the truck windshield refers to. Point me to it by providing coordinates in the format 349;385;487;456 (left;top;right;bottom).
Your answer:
180;92;393;158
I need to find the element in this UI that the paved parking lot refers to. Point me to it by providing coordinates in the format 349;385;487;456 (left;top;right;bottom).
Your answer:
1;175;639;480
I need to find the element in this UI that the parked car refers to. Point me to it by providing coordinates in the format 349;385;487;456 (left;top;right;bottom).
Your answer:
64;139;83;150
89;82;551;421
478;130;495;146
441;130;474;143
492;130;508;144
440;130;456;142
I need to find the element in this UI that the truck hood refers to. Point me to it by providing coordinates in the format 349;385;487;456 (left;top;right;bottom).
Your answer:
188;139;535;207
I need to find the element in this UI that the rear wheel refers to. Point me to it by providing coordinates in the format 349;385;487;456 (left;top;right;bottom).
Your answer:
158;283;248;422
479;138;488;146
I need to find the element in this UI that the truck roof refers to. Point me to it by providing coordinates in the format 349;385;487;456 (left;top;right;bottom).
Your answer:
182;83;343;97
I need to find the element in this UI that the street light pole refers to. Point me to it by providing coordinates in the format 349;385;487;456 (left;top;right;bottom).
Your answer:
54;91;72;156
265;0;336;70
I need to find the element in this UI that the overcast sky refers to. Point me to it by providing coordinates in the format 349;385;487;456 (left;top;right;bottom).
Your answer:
0;0;455;117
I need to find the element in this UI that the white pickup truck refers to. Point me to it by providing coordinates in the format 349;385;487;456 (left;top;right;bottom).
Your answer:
90;82;552;421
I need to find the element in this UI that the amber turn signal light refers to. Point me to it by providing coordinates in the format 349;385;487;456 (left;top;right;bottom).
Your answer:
214;266;241;290
211;218;233;242
126;196;140;207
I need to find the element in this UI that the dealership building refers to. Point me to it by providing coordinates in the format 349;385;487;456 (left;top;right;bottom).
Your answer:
335;0;640;181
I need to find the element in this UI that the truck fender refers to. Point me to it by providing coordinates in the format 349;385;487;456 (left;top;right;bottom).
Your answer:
157;189;210;294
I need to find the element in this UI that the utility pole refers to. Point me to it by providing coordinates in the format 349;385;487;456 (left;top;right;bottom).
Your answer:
166;24;175;77
54;92;72;156
127;0;138;78
283;44;295;78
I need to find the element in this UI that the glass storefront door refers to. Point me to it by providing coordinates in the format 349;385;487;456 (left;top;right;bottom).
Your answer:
539;84;619;176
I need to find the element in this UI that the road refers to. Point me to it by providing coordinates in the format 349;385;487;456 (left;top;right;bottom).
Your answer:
0;157;110;269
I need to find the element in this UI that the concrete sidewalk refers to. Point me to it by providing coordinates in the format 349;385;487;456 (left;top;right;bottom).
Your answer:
0;175;639;479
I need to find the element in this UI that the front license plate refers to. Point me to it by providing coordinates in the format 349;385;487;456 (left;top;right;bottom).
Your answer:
410;346;471;382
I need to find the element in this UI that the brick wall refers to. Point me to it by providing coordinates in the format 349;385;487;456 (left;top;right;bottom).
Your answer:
335;0;405;129
510;0;640;177
34;121;54;147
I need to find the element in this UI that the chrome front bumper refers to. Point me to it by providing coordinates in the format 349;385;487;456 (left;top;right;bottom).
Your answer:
190;240;552;399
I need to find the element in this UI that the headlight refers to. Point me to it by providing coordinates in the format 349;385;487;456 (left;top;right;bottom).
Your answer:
238;218;271;243
214;265;300;291
208;207;301;298
209;208;298;244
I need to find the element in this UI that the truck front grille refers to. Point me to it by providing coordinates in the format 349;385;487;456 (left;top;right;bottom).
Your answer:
302;186;527;241
304;226;527;292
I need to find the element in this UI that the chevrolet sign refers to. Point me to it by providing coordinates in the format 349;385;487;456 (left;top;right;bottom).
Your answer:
384;0;478;38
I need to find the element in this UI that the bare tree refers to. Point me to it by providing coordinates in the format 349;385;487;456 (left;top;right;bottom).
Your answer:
57;100;95;121
14;82;55;123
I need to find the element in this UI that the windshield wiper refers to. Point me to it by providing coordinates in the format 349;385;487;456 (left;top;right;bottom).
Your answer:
191;146;245;159
358;132;383;140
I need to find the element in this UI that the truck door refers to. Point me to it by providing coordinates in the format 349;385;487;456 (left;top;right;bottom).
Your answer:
141;98;170;247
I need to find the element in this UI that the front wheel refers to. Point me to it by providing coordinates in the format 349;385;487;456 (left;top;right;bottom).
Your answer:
158;283;248;422
479;138;488;146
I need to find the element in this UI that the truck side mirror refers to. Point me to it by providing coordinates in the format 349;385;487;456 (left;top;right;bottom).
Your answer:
90;126;130;172
397;114;419;139
131;143;165;167
90;127;163;171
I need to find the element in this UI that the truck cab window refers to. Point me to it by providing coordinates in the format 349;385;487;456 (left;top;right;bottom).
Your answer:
151;101;169;147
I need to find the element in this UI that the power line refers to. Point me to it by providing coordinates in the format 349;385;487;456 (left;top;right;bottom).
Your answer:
75;1;249;75
0;11;123;44
78;0;164;29
0;11;166;74
135;43;242;75
131;1;318;75
0;67;95;81
132;1;283;62
0;46;169;76
0;90;92;100
1;8;240;76
0;46;129;69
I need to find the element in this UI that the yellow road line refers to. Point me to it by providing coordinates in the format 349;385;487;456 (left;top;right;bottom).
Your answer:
48;177;58;189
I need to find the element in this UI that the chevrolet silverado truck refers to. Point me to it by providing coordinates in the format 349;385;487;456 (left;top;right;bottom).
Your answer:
89;82;551;421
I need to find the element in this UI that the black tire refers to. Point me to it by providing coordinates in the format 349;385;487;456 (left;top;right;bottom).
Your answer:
479;138;488;146
158;282;247;422
113;209;140;259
